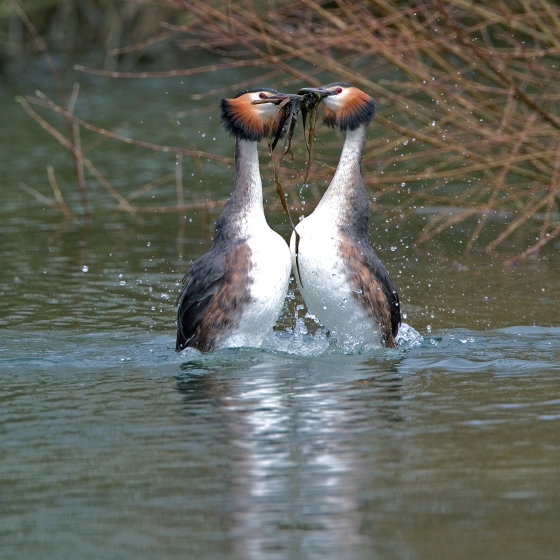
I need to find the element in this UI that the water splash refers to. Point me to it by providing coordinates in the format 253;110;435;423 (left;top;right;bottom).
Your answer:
395;323;423;348
263;305;329;356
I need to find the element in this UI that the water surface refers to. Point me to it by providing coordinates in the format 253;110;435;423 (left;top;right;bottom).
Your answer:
1;58;560;560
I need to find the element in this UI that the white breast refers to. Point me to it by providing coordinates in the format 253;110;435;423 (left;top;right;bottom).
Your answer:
290;212;383;351
221;225;291;349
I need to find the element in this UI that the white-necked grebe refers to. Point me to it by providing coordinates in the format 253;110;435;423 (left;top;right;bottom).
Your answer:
176;88;293;352
291;83;401;349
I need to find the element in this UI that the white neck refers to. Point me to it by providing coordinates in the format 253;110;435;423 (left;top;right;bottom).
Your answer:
230;139;268;235
315;125;367;216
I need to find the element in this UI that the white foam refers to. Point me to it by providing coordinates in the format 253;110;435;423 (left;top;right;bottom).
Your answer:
395;322;423;348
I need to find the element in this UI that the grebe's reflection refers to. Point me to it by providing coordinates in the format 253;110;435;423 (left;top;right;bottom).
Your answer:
176;355;405;558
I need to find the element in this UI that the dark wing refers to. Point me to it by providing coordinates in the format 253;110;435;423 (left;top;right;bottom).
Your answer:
340;235;401;347
176;241;252;353
176;250;224;352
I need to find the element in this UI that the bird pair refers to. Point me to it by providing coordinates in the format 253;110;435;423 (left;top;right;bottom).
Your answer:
176;83;401;354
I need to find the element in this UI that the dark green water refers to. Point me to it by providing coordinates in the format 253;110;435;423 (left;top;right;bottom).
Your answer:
1;58;560;560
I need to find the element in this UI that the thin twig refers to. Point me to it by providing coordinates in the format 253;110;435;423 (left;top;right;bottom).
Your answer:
27;91;233;165
47;166;73;218
19;183;59;210
16;96;139;218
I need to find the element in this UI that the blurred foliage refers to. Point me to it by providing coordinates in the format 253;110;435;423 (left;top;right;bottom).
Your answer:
8;0;560;262
0;0;180;68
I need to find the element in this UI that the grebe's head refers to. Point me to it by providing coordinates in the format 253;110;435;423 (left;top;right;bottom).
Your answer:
298;82;376;131
221;88;297;142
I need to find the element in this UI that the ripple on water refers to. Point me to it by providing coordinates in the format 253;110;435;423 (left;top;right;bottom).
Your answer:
1;325;557;380
398;326;560;377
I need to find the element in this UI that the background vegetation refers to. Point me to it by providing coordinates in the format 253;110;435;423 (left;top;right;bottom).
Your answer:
3;0;560;263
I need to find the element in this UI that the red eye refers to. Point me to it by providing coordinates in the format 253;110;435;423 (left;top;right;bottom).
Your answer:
259;92;267;99
335;87;343;94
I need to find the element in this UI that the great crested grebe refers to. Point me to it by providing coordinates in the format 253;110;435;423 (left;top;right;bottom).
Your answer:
290;83;401;349
176;88;293;353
